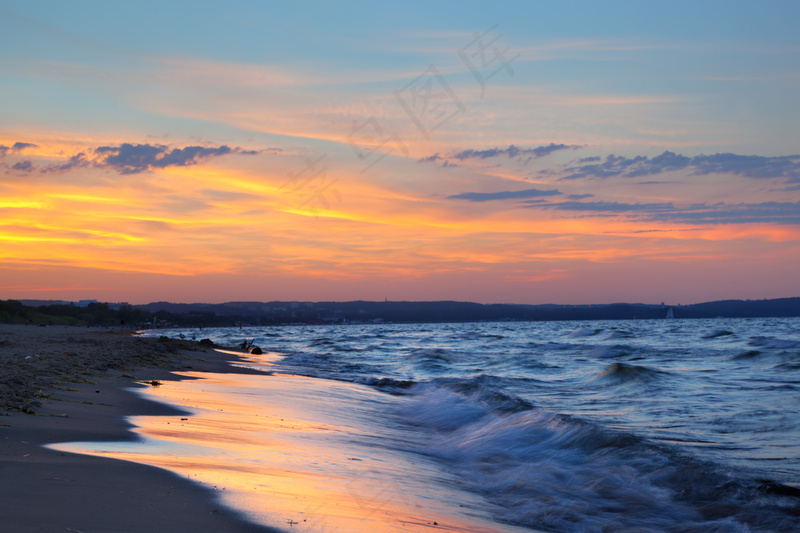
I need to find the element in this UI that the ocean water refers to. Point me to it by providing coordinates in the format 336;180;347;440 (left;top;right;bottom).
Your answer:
54;318;800;532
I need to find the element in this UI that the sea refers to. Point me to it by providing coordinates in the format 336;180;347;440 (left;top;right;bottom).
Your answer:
52;318;800;532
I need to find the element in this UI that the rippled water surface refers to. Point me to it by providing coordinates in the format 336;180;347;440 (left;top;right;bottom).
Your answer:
61;318;800;531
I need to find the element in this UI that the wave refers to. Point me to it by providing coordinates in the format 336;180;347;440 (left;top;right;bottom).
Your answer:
703;329;735;339
395;383;799;532
603;329;636;340
398;378;535;431
749;336;800;350
332;343;383;353
271;350;387;382
569;327;604;338
596;362;666;384
355;376;417;392
308;337;335;346
588;344;634;358
407;347;460;363
544;341;579;350
732;350;762;360
403;347;479;373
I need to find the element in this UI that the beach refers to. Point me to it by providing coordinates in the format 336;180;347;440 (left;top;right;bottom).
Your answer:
4;320;800;532
0;325;529;533
0;324;277;533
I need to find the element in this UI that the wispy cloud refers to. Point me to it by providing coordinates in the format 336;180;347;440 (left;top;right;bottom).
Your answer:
452;143;581;161
94;143;239;174
11;160;34;172
560;151;800;182
5;142;261;175
0;142;39;157
691;153;800;181
12;142;38;152
651;201;800;225
524;199;800;225
42;153;90;174
526;200;674;213
421;143;581;167
447;187;562;202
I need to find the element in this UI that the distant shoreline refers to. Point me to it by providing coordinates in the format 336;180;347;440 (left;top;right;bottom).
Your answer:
5;297;800;328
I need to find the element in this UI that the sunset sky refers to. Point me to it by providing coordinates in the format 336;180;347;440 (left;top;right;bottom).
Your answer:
1;1;799;305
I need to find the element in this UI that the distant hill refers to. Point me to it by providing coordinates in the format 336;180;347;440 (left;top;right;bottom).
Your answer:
133;297;800;324
675;298;800;319
9;297;800;326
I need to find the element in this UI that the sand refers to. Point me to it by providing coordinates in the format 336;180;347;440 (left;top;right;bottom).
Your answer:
0;324;279;533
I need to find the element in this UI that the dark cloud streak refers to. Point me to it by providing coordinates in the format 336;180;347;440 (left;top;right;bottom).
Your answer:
2;142;261;177
11;160;35;173
453;143;581;161
561;150;800;182
527;200;675;213
12;142;39;152
1;142;40;157
421;143;581;166
94;143;236;174
42;153;90;174
524;199;800;225
447;187;562;202
650;201;800;225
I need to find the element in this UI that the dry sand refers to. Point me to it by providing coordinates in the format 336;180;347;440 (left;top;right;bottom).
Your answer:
0;324;279;532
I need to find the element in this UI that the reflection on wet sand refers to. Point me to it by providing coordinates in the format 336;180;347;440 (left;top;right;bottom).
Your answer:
50;371;530;533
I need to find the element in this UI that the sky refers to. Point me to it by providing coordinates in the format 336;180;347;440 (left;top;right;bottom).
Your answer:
1;1;799;305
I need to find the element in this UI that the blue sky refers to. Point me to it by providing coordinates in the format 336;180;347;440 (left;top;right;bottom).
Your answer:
4;0;799;153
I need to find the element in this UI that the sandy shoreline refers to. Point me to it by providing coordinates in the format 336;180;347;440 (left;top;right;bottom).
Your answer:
0;324;279;533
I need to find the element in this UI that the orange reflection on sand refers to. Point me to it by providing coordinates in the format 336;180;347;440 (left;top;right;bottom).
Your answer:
52;372;527;533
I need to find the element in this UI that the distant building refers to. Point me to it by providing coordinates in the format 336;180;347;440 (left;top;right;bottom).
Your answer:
75;299;98;308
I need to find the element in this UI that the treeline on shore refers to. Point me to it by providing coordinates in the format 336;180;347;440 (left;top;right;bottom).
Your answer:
0;300;225;328
2;297;800;328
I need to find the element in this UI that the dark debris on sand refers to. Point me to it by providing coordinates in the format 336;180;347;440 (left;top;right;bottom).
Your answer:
0;326;204;414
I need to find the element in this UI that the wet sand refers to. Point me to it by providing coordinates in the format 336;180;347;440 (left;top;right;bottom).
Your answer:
0;324;278;533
